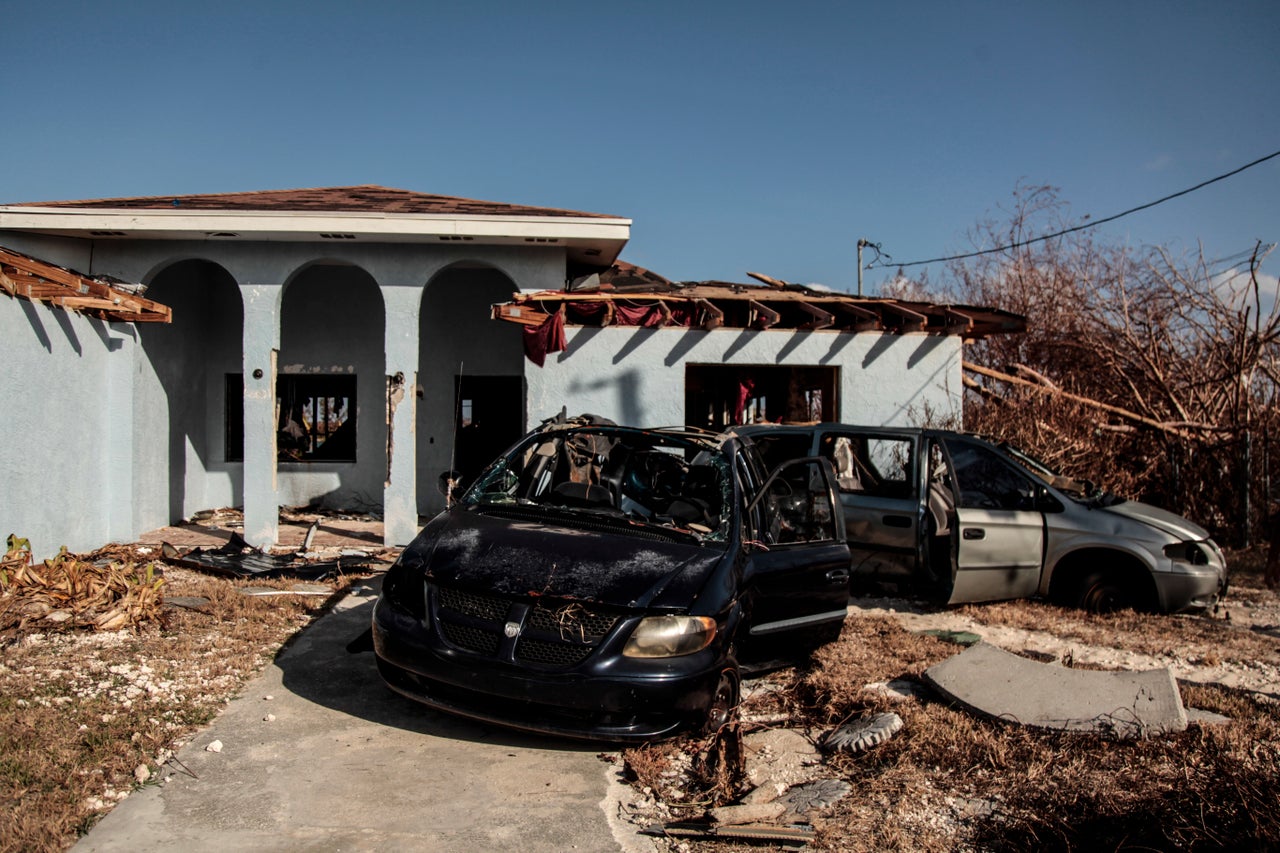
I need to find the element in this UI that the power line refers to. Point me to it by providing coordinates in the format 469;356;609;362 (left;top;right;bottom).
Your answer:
876;147;1280;269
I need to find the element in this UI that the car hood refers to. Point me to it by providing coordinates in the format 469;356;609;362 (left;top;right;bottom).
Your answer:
414;509;726;610
1100;500;1210;540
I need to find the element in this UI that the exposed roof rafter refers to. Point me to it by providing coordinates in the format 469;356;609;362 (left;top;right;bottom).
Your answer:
0;247;171;323
493;279;1025;340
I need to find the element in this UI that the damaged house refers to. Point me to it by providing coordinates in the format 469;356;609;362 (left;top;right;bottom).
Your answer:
0;186;1022;558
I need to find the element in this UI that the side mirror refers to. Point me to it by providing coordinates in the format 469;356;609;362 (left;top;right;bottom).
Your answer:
438;470;463;502
1036;487;1065;513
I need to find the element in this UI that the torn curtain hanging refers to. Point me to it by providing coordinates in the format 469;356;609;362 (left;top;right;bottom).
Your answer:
523;307;567;367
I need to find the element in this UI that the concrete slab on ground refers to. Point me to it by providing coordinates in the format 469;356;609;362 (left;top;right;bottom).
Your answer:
75;579;646;853
923;641;1188;738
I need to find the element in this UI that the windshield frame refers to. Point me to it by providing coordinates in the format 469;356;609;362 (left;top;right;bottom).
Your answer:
461;426;734;543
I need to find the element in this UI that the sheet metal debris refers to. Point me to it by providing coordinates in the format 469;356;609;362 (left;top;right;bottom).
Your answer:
161;533;365;580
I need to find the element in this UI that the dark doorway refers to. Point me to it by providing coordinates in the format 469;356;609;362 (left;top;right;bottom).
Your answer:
453;375;525;484
686;365;838;430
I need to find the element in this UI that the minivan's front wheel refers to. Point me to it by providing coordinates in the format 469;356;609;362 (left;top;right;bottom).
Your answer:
703;667;740;733
1077;570;1146;614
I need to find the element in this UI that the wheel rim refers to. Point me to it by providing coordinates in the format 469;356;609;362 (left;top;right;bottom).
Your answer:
1082;580;1126;613
705;670;738;732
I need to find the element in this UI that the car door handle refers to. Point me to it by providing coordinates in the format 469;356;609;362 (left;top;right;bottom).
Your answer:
826;568;850;584
882;515;912;528
963;528;985;540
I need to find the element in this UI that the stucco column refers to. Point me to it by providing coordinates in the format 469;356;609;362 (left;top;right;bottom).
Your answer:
381;285;423;546
240;284;283;548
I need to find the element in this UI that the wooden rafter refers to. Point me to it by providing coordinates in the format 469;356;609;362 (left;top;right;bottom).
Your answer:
748;299;780;330
795;301;834;330
0;246;171;323
493;283;1025;340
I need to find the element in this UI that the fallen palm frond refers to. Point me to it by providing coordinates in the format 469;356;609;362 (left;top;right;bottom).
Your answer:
0;535;165;633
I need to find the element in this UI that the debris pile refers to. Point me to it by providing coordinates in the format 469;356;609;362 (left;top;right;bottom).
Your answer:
629;709;904;846
0;536;165;633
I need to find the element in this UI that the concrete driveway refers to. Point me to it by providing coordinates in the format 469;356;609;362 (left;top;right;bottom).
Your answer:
75;579;651;852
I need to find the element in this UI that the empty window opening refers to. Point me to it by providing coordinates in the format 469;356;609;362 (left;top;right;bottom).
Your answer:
685;365;838;430
226;374;357;463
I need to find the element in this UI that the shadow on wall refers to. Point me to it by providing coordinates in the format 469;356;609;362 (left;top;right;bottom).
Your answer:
19;298;55;352
138;260;243;523
567;369;642;427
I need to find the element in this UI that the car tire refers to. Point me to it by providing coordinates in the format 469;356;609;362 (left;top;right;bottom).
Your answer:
1076;569;1142;614
703;666;740;734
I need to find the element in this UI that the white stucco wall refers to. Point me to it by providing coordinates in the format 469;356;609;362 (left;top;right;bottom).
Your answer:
0;297;141;559
525;326;963;428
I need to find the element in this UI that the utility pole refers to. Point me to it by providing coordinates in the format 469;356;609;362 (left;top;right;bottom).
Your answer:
856;238;871;296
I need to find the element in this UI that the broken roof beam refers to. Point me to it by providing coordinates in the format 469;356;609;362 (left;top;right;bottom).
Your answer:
694;298;723;331
0;246;171;323
829;301;882;332
654;299;673;327
492;302;550;327
748;299;780;330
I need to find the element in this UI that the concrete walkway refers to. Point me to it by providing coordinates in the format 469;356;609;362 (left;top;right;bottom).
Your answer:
75;580;647;853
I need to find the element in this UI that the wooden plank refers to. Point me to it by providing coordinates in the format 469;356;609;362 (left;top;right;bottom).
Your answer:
491;302;549;326
746;271;788;288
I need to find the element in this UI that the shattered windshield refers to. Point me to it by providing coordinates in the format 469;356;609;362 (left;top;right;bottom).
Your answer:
463;428;732;542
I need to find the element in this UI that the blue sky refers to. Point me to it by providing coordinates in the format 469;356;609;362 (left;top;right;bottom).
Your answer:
4;1;1278;292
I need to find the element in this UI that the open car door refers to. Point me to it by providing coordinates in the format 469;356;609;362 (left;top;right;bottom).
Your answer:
941;436;1045;603
742;456;851;643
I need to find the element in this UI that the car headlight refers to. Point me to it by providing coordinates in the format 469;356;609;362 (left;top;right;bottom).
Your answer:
622;615;717;658
1163;541;1210;566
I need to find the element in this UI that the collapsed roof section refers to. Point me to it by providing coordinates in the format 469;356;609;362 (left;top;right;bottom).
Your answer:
0;246;171;323
493;262;1026;363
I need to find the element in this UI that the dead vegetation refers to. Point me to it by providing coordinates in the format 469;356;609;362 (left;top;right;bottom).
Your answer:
885;184;1280;547
624;549;1280;851
0;537;164;634
0;540;376;853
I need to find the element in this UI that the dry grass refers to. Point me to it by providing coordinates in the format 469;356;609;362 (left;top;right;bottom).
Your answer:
627;548;1280;851
0;542;375;853
944;547;1279;670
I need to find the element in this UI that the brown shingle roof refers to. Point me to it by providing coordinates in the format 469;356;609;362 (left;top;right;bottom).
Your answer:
7;185;621;219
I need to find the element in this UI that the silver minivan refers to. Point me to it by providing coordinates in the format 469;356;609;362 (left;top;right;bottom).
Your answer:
736;424;1227;613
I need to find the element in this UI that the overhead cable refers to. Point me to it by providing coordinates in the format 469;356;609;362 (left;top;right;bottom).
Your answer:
877;147;1280;269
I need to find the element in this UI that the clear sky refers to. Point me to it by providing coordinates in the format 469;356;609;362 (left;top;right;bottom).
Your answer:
4;0;1277;292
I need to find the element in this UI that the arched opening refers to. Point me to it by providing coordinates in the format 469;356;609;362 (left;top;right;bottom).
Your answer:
137;259;243;525
417;263;525;514
277;262;385;510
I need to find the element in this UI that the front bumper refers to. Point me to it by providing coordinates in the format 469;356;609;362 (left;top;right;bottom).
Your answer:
372;596;726;742
1153;558;1228;613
